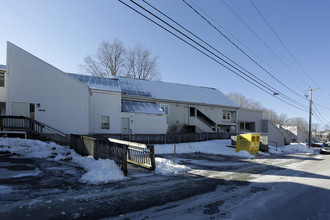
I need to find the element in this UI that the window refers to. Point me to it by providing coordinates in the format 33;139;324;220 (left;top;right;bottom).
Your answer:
0;72;4;87
160;104;169;114
101;116;110;130
239;122;255;132
190;107;196;117
222;111;231;121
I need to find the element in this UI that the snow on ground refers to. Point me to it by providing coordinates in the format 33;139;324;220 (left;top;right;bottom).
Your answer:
0;138;126;184
155;139;255;159
0;138;319;184
155;157;191;175
269;143;317;154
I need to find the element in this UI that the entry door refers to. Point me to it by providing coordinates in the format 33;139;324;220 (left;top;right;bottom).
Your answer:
12;102;28;117
121;118;130;134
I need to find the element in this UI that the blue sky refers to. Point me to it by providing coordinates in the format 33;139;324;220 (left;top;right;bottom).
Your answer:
1;0;330;128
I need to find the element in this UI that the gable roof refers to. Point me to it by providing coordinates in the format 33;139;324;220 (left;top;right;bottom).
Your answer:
68;73;239;108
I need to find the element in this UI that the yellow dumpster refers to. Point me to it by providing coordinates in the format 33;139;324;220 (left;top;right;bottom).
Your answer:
236;133;260;154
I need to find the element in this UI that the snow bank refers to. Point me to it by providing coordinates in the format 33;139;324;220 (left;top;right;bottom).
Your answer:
269;143;316;154
155;139;255;159
0;138;126;184
155;157;191;175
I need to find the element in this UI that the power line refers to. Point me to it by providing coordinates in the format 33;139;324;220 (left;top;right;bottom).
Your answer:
118;0;308;112
222;0;311;88
142;0;307;109
182;0;308;105
248;0;320;89
187;0;305;92
312;102;329;127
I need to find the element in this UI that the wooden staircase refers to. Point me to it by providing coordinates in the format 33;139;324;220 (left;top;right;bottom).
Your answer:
0;116;66;140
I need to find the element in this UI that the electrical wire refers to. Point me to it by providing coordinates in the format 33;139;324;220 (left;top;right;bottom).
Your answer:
118;0;308;112
248;0;320;88
186;0;305;92
222;0;311;88
182;0;308;105
142;0;307;109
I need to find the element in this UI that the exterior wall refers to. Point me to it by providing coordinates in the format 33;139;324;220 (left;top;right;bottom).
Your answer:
157;101;237;133
297;127;308;143
237;108;263;133
129;113;167;134
265;120;285;147
6;42;90;134
90;90;122;134
282;126;308;143
91;91;167;135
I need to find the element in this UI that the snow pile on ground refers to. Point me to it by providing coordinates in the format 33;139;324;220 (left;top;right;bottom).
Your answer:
0;138;126;184
155;157;191;175
155;139;255;159
269;143;316;154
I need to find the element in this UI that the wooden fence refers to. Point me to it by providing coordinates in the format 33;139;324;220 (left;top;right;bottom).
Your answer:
70;134;156;176
93;132;235;144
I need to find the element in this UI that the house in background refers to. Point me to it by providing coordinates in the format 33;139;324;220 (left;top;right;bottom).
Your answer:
237;108;286;147
5;42;239;136
281;125;308;143
0;64;6;115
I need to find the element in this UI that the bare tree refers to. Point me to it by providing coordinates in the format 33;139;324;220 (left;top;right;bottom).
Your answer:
227;92;262;109
287;117;309;132
79;39;126;78
125;44;161;81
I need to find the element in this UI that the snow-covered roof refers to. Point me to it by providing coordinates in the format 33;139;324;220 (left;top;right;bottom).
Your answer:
66;73;239;108
0;64;6;70
121;100;165;114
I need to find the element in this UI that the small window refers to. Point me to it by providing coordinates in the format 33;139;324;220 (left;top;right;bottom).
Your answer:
160;104;169;114
190;107;196;117
101;116;110;130
239;122;245;130
223;111;231;121
0;72;4;87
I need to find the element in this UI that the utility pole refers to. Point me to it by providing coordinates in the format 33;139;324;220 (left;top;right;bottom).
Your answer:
303;88;320;148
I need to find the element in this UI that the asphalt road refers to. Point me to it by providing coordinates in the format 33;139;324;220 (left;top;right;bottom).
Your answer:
1;151;329;219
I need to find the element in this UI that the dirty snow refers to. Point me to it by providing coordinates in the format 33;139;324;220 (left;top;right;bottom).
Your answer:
155;157;191;175
269;143;316;154
0;138;126;184
0;138;319;185
155;139;255;158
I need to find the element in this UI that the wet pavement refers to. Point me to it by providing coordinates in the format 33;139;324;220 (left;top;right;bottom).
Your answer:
0;151;326;219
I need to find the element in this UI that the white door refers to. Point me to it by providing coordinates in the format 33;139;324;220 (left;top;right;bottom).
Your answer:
12;102;28;117
121;117;130;134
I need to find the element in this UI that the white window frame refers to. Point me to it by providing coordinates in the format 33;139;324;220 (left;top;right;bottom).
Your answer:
222;111;231;121
160;104;169;114
101;116;110;130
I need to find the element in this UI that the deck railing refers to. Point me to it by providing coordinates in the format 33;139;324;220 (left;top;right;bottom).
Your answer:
0;115;44;136
70;134;156;176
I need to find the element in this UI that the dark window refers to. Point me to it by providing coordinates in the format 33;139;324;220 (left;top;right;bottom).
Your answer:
190;107;195;116
0;72;4;87
29;103;35;120
245;123;250;130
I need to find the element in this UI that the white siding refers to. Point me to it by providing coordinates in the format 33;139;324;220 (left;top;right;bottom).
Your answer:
90;90;122;134
266;121;285;147
131;113;167;134
238;109;263;132
6;42;90;134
